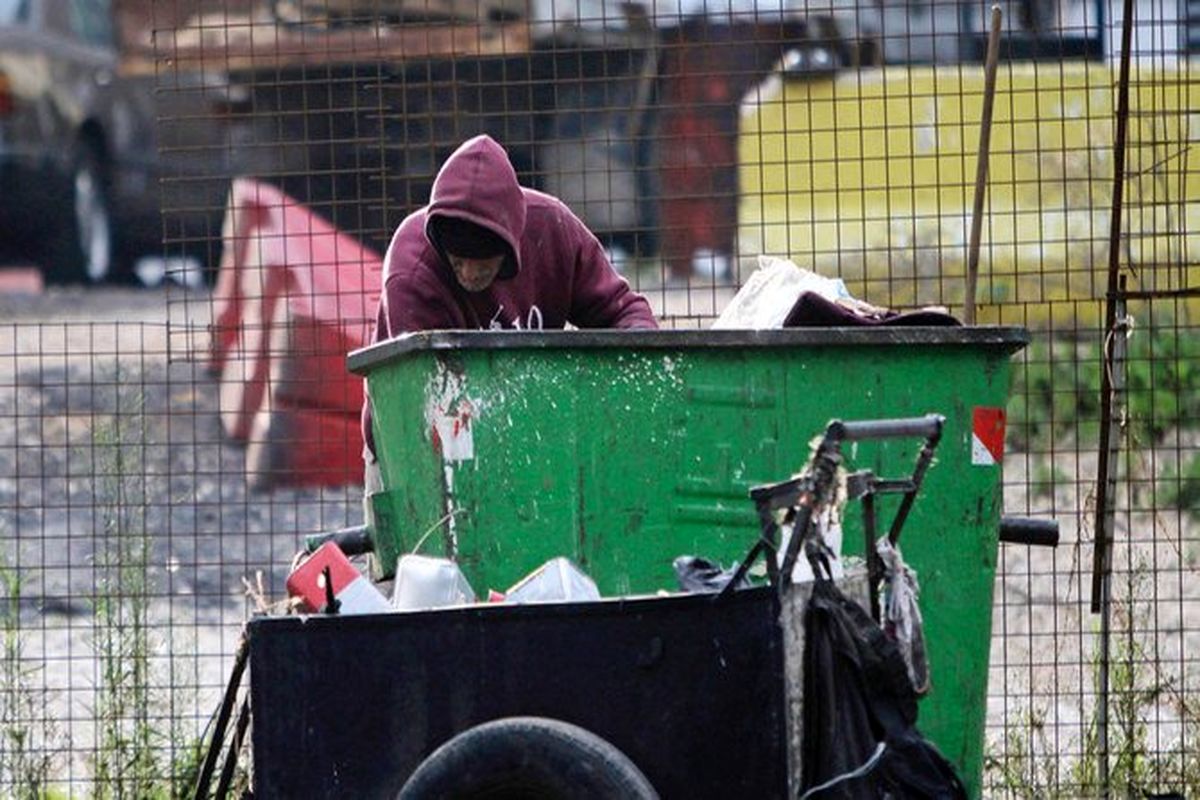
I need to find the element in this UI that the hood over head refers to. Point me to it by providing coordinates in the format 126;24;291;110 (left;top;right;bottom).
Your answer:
425;135;526;280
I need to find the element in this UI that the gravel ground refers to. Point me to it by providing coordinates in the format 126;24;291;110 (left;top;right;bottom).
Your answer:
0;287;361;784
991;435;1200;786
1;288;361;604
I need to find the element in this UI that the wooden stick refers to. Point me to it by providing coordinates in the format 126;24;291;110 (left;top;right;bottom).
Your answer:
965;5;1003;325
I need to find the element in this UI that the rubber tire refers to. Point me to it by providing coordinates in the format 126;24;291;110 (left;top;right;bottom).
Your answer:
43;143;114;284
397;717;659;800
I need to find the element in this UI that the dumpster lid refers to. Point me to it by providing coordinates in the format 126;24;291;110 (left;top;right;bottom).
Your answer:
348;327;1028;375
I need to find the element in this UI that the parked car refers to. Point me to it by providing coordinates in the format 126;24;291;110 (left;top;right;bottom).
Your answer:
0;0;244;284
1;0;137;281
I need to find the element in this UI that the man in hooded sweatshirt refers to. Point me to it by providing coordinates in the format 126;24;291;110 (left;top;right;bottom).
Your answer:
362;134;658;465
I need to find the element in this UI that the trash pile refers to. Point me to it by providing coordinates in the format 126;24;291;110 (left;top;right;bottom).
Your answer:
285;544;602;616
712;255;960;330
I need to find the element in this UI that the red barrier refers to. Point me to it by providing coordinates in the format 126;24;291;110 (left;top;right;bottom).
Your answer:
271;306;372;415
245;401;364;490
218;260;287;442
210;177;382;487
209;189;269;376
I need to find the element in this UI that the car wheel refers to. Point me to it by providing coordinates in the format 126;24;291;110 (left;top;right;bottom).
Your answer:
43;144;114;284
397;717;659;800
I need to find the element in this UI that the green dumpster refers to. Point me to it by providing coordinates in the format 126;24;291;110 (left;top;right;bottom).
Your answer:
349;326;1027;795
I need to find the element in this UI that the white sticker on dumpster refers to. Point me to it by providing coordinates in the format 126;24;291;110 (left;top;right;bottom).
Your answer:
972;407;1006;465
427;367;478;462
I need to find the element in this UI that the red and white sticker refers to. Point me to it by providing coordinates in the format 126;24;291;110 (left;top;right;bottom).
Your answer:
972;407;1006;465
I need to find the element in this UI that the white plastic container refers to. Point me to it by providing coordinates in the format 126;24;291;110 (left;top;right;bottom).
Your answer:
504;558;601;604
391;555;477;611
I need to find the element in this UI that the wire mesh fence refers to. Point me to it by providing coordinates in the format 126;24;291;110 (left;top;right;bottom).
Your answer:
1;0;1197;794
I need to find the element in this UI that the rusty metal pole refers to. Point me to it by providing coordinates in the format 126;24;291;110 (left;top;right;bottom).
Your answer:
1095;281;1130;799
965;5;1003;325
1093;0;1137;617
1090;0;1137;793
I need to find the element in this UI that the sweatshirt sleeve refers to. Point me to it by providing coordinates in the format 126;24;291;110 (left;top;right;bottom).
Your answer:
378;271;463;337
568;216;659;330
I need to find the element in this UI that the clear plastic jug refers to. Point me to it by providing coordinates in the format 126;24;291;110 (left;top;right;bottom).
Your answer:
391;554;477;611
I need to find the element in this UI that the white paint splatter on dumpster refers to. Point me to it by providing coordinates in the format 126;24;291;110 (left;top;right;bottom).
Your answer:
426;363;481;463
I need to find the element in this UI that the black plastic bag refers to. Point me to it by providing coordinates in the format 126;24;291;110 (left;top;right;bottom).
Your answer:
672;555;749;593
801;580;966;799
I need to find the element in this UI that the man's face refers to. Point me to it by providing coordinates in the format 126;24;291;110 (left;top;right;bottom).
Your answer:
448;253;505;292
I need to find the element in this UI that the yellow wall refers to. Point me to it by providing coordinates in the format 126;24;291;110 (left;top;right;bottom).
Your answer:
739;62;1200;318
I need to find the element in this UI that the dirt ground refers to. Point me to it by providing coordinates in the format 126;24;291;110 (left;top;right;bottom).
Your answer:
0;287;362;782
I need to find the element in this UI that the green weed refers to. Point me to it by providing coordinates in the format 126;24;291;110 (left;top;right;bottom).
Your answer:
983;707;1062;797
987;565;1200;797
87;374;202;800
1030;462;1069;501
1008;319;1200;454
0;555;63;799
1160;451;1200;525
89;383;164;799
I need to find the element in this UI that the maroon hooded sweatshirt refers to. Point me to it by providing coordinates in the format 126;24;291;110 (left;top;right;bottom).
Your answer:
363;134;658;453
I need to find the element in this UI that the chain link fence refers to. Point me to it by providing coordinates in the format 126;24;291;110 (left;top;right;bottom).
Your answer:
1;0;1197;794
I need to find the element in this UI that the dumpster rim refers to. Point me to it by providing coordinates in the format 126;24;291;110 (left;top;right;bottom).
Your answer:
348;326;1029;375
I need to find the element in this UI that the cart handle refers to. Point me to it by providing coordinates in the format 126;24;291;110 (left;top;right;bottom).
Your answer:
827;414;945;443
999;516;1059;548
304;525;373;556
